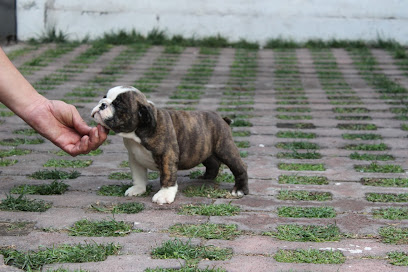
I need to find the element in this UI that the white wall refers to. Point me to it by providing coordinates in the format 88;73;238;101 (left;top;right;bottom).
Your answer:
17;0;408;45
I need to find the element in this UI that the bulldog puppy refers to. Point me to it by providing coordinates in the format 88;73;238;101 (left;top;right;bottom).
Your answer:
91;86;248;204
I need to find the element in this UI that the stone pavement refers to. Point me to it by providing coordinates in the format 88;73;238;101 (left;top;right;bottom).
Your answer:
0;43;407;271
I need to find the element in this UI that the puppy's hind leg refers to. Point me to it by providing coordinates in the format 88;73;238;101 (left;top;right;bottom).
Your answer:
215;141;248;197
200;155;221;180
125;155;148;196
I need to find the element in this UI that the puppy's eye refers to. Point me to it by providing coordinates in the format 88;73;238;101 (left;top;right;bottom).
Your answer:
103;95;107;98
99;103;107;110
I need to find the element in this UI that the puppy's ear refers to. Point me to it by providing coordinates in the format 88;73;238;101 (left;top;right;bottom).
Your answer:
138;103;156;129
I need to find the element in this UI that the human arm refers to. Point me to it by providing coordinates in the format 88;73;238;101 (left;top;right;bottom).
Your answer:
0;47;108;156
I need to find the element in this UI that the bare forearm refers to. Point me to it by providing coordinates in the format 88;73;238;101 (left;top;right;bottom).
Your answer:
0;48;47;123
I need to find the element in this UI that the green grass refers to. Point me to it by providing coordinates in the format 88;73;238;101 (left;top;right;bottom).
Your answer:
13;129;38;136
277;190;332;201
342;133;382;140
56;149;102;157
169;223;241;240
274;249;345;264
387;252;408;266
0;148;31;158
232;130;251;137
145;267;226;272
373;207;408;220
215;172;235;183
354;163;404;173
28;169;80;180
275;141;319;150
235;141;250;148
278;175;329;185
0;194;51;212
0;138;44;146
276;107;310;113
43;159;92;168
278;206;336;218
278;163;326;171
366;193;408;202
90;202;144;214
68;219;135;237
182;185;229;198
349;152;394;161
230;119;253;127
277;151;322;159
263;224;342;242
344;143;388;151
361;177;408;187
276;131;316;139
97;183;152;197
337;123;377;130
276;115;312;120
108;172;131;180
0;242;121;271
10;181;69;195
333;107;369;113
379;226;408;244
151;239;232;261
178;203;240;216
0;158;18;166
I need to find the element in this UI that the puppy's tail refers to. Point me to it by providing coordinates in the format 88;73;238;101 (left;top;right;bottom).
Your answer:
223;117;233;126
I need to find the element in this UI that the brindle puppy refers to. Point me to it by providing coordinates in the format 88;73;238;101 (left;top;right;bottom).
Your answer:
91;86;248;204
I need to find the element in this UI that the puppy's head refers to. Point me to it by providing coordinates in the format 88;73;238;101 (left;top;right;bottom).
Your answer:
91;86;156;133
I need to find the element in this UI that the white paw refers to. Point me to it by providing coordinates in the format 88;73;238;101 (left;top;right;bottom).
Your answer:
152;185;178;205
231;189;244;198
125;185;146;196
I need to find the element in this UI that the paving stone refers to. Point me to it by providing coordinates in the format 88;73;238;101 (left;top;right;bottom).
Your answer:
0;43;408;271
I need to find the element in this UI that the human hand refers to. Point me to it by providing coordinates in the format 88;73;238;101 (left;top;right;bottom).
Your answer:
24;99;109;156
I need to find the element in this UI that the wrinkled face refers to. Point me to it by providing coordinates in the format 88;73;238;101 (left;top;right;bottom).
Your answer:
91;86;152;133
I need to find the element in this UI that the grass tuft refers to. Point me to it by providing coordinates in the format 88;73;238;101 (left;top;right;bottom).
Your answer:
10;180;69;195
151;239;232;261
0;242;121;271
169;223;241;240
28;169;80;180
68;218;135;237
178;203;240;216
263;224;342;242
0;194;51;212
278;206;336;218
278;175;329;185
274;249;345;264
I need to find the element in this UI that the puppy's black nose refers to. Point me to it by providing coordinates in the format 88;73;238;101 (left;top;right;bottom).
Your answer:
99;103;107;110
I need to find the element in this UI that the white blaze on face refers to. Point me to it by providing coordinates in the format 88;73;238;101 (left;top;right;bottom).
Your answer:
91;86;142;128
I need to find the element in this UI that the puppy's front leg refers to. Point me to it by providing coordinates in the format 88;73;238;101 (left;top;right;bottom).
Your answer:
152;155;178;205
125;154;148;196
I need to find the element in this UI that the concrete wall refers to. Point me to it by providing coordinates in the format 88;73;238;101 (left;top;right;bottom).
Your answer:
17;0;408;45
